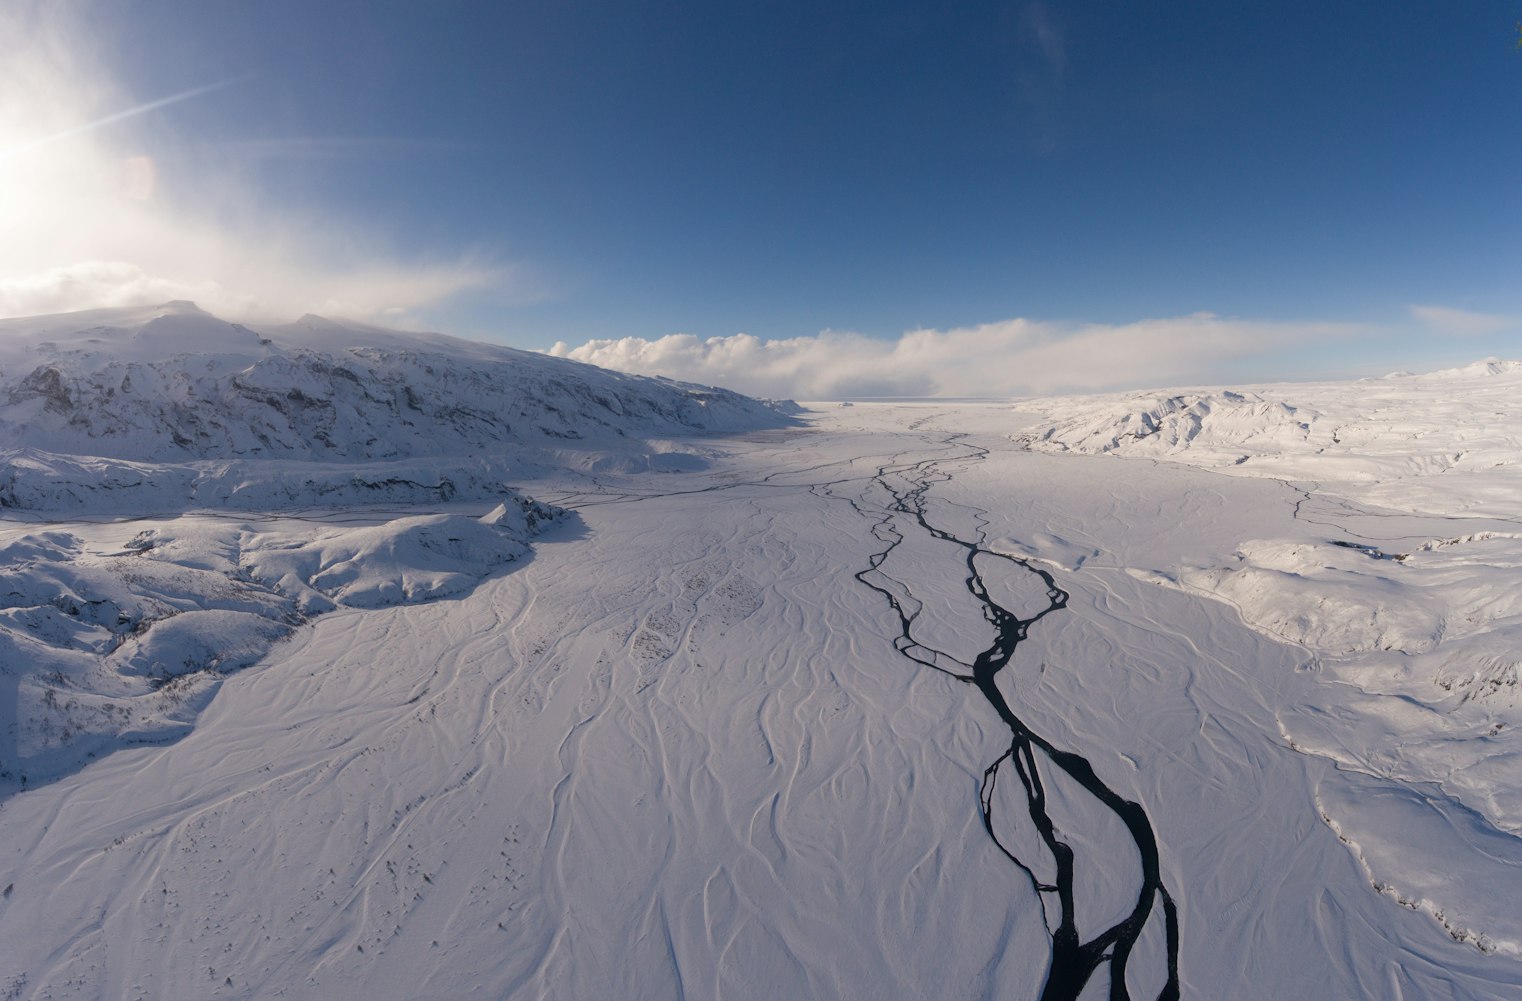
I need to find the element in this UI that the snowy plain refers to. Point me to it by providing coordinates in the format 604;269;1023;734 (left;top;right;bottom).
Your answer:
1022;361;1522;960
1;305;1520;999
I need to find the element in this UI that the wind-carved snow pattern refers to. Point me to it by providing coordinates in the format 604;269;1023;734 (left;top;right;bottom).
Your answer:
835;436;1177;999
5;400;1522;998
1020;358;1522;956
0;491;565;792
0;301;791;795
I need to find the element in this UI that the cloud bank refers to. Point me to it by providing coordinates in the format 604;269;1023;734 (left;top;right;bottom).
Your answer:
548;313;1367;399
1409;305;1516;338
0;4;494;323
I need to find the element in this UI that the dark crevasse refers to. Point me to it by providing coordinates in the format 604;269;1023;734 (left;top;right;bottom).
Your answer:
830;435;1180;1000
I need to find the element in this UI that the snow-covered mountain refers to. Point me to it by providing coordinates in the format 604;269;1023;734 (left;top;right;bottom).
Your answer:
0;301;793;512
0;300;784;461
0;302;794;792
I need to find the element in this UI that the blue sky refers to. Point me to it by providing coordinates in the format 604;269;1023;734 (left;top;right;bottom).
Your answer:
1;1;1518;394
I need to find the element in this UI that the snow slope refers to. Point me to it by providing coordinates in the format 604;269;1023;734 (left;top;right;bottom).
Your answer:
0;301;791;513
1021;361;1522;955
0;302;790;794
1022;358;1522;518
0;301;781;462
0;493;561;790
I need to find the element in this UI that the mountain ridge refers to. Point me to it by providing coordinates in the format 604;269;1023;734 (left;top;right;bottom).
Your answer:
0;300;793;466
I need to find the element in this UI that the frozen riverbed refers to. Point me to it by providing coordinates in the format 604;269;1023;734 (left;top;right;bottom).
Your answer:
1;403;1519;999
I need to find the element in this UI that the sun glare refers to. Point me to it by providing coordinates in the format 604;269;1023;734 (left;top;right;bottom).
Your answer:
0;12;491;324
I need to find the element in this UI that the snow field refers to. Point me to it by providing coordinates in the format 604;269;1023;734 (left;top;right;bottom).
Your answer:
1019;363;1522;963
0;465;1056;999
2;373;1521;996
0;494;564;794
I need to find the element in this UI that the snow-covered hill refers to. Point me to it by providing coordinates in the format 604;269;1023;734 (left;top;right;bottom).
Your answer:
0;301;792;512
0;300;786;461
0;493;563;787
1019;360;1522;952
0;302;793;793
1020;359;1522;517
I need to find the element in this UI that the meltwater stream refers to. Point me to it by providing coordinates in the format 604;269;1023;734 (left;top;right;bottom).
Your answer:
842;437;1180;1001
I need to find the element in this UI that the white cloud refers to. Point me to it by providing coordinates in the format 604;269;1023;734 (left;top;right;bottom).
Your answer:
0;260;493;324
1024;2;1067;77
548;313;1366;399
0;4;497;323
1409;305;1515;338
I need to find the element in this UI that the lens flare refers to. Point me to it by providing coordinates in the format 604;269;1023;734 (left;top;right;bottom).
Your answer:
0;77;241;162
